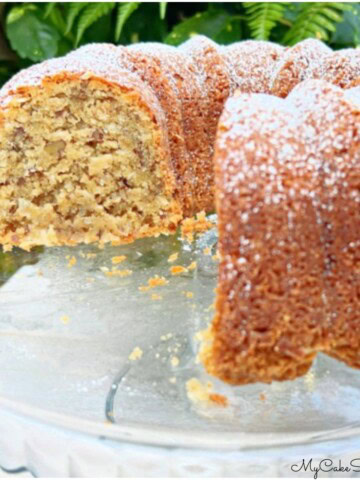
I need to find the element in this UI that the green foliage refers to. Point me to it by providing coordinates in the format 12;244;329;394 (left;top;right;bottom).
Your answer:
1;2;359;87
115;2;140;42
283;3;349;45
159;2;167;20
75;2;115;46
64;3;87;35
331;3;360;47
6;4;60;61
244;2;289;40
165;9;242;45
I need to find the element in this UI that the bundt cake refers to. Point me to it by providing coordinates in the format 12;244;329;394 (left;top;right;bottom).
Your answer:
201;79;360;385
0;36;356;253
0;46;183;251
1;37;360;385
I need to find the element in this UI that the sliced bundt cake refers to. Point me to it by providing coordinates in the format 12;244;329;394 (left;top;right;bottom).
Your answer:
0;48;182;251
202;80;360;384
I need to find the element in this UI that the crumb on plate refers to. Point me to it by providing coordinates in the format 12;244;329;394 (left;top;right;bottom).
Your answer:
171;356;179;367
151;293;162;300
105;269;132;277
170;265;187;275
180;211;213;242
111;255;126;265
60;315;70;325
129;346;143;361
168;252;178;263
187;261;197;271
186;378;228;407
67;256;77;268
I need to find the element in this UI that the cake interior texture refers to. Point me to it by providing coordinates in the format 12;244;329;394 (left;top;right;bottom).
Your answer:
0;75;181;251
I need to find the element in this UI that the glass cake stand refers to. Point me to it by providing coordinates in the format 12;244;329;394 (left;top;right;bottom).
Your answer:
1;225;360;477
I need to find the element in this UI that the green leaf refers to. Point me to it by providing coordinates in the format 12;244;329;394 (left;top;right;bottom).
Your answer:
165;9;240;46
6;5;60;61
75;2;115;46
119;3;165;44
283;3;349;45
82;12;112;44
159;2;167;20
7;4;37;24
43;3;56;19
331;3;360;46
213;18;242;45
115;2;140;42
47;4;67;36
244;2;290;40
64;2;87;35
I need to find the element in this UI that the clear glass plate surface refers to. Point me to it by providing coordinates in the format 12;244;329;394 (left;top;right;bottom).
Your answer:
1;224;360;459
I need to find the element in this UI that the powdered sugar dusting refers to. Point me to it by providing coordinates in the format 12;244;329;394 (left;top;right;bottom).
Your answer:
270;38;331;98
221;40;284;95
213;79;360;383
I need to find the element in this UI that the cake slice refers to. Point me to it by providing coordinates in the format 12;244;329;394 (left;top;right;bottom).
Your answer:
0;47;182;251
202;80;360;385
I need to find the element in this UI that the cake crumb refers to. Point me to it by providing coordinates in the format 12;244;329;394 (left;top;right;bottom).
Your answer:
160;333;173;341
151;293;162;300
170;265;188;275
139;285;151;292
67;256;77;268
105;269;132;277
149;275;168;287
259;392;266;402
139;275;169;291
171;356;179;367
129;346;143;361
203;247;211;255
212;251;221;261
180;211;213;242
168;252;178;263
60;315;70;325
186;378;228;407
169;376;177;384
37;269;43;276
187;261;197;271
182;290;194;298
111;255;126;265
86;253;97;259
209;393;228;407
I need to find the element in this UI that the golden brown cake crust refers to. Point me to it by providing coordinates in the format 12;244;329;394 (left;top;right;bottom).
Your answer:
205;80;360;385
128;43;211;216
312;48;360;89
180;36;231;212
221;40;284;95
270;39;331;98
